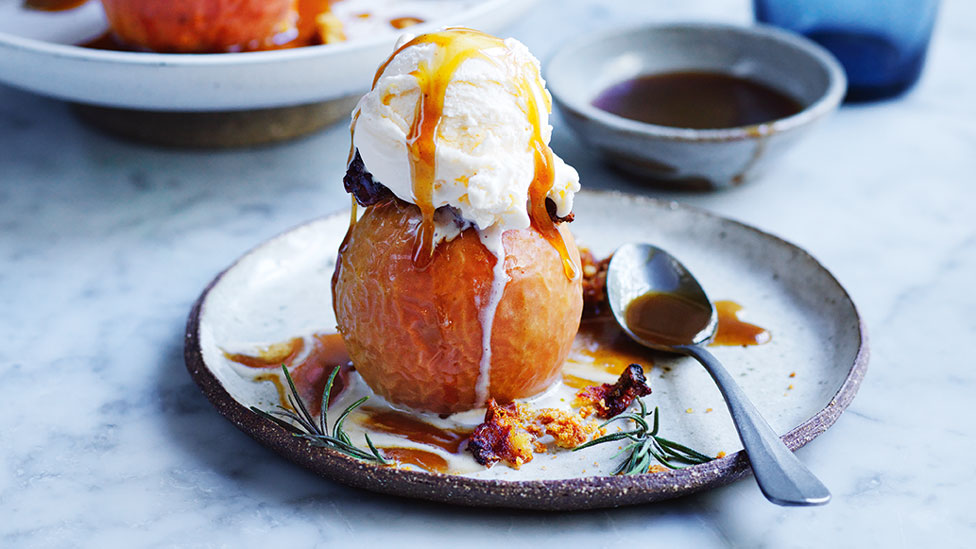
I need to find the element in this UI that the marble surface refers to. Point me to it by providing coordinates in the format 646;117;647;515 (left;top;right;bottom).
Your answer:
1;0;974;546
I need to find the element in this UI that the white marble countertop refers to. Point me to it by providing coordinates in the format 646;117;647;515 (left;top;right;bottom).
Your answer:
2;0;974;546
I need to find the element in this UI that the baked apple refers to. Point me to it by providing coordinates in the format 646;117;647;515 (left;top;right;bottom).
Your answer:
333;199;582;414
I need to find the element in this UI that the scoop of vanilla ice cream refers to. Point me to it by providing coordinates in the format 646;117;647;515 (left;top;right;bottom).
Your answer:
351;34;580;234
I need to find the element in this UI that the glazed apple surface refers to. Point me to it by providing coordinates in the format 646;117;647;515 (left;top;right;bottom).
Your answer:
333;200;584;414
99;0;295;53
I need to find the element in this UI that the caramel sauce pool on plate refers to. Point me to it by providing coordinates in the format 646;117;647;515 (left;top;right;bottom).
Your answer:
360;408;471;454
380;447;449;473
713;300;772;346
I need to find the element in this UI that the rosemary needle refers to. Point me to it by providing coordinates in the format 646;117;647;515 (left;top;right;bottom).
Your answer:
573;400;712;475
250;365;387;464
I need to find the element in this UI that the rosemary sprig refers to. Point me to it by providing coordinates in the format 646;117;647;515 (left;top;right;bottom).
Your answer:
573;400;712;475
250;365;387;464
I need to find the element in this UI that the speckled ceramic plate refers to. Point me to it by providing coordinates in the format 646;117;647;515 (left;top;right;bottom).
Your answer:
0;0;533;110
184;191;867;510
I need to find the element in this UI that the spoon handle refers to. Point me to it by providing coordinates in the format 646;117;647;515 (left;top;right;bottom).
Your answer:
679;344;831;506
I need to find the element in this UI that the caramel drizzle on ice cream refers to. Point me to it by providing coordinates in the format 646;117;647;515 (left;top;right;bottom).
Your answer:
519;78;578;280
371;29;495;268
367;28;574;276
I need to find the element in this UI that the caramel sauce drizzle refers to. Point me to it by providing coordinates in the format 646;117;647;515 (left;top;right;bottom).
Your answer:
225;332;351;417
339;112;362;254
381;447;449;473
562;373;601;390
253;373;293;411
711;300;771;347
347;110;361;166
569;316;654;375
362;28;574;276
295;0;334;45
361;408;470;453
389;16;424;30
23;0;88;11
520;78;577;280
224;337;305;368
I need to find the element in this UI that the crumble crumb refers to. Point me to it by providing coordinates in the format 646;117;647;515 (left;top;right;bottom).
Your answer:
532;408;602;448
467;400;604;468
467;400;535;469
573;364;652;419
579;249;611;317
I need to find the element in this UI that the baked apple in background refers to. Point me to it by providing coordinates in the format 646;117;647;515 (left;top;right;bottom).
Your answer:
99;0;299;53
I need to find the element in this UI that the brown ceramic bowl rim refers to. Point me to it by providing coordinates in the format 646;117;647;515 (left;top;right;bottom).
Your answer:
184;191;869;510
545;22;847;143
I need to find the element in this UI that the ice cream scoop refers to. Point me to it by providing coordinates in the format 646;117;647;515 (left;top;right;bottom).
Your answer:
351;29;580;268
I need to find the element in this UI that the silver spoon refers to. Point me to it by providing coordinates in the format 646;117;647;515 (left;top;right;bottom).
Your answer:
606;243;830;506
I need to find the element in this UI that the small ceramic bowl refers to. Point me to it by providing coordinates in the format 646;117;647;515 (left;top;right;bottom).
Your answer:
546;22;846;189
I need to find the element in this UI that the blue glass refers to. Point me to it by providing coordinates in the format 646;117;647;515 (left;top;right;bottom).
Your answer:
754;0;940;102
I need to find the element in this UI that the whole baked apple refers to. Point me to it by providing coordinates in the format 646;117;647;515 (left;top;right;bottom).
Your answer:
100;0;296;52
333;199;583;414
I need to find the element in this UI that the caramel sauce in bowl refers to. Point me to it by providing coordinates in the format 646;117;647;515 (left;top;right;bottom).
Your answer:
545;23;846;188
592;71;803;130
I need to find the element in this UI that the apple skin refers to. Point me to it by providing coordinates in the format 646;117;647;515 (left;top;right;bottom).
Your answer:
332;199;583;414
100;0;295;53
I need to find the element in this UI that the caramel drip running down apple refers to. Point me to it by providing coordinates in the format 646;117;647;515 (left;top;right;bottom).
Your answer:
345;112;361;238
508;72;579;281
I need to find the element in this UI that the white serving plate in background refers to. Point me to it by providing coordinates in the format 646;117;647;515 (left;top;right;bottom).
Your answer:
0;0;534;111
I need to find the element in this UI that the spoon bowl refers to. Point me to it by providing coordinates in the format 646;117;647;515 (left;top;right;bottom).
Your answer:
607;243;717;350
607;242;831;506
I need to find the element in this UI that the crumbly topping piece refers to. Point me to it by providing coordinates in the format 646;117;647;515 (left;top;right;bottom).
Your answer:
580;249;611;317
530;408;602;449
466;364;651;470
467;400;605;468
467;400;535;469
573;364;653;419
